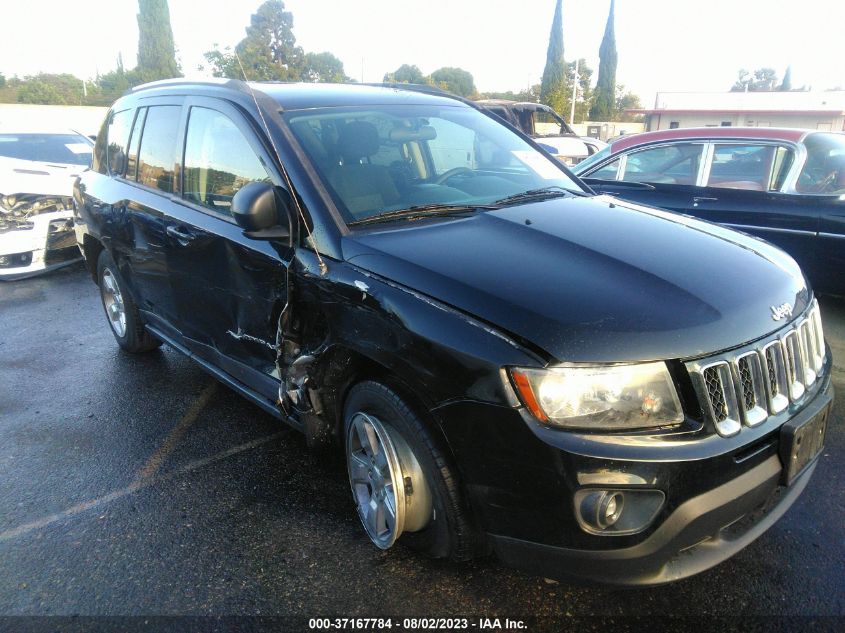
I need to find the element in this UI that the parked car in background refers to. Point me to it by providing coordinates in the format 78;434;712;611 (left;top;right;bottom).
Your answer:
75;81;831;585
0;128;93;279
476;99;606;164
573;127;845;295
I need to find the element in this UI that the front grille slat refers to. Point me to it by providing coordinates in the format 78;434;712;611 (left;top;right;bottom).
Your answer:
700;362;740;437
689;301;825;436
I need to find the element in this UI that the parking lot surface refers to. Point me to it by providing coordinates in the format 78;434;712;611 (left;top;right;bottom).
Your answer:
1;263;843;626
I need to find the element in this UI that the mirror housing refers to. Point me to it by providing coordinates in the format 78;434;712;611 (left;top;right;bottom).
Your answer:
232;182;290;240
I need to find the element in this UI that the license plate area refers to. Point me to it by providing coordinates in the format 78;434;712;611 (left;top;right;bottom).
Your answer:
780;404;830;485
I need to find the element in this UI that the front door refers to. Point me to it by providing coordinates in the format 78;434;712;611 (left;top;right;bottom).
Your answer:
164;98;291;402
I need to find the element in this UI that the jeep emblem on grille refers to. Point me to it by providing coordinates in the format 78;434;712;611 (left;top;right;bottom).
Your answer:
771;303;793;321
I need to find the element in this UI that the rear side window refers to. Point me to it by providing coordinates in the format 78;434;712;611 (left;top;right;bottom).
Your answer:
706;144;791;192
182;107;270;216
107;109;134;175
137;106;181;193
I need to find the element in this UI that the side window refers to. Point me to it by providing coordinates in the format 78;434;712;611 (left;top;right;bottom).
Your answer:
707;144;781;191
106;109;133;176
621;143;703;185
137;105;181;193
182;107;270;216
125;108;147;181
426;118;476;173
590;158;621;180
532;110;565;136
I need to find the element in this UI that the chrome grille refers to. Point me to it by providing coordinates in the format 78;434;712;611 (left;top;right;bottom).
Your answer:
688;300;826;437
738;356;755;411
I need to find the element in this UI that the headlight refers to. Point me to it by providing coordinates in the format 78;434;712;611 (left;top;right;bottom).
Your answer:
508;362;683;430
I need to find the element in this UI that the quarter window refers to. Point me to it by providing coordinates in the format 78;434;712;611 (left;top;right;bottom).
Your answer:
137;105;181;193
621;143;703;185
106;109;134;175
182;107;270;216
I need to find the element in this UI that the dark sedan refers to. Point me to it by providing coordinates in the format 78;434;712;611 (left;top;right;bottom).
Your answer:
573;127;845;295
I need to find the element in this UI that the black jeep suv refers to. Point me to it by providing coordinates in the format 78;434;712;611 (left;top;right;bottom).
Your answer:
74;80;833;585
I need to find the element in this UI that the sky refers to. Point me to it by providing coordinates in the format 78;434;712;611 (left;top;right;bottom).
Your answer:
2;0;844;105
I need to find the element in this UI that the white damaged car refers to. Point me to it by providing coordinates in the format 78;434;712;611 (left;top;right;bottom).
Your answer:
0;129;93;279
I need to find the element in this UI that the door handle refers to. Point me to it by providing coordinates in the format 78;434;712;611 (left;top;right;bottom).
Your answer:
166;225;196;244
693;196;718;206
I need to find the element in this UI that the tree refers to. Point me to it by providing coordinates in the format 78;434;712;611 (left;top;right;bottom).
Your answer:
732;67;779;92
480;84;541;103
90;56;132;106
136;0;180;83
0;73;5;89
780;65;793;91
430;67;476;97
16;74;84;105
204;1;305;81
564;58;593;123
383;64;425;84
615;85;643;122
590;0;617;121
539;0;566;114
301;52;348;83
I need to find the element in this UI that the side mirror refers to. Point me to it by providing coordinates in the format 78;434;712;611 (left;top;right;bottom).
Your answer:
232;181;291;240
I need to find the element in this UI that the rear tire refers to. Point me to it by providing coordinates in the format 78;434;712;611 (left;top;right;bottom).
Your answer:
96;250;160;353
343;381;483;561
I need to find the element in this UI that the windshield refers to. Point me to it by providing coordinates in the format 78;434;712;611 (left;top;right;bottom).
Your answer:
284;104;585;225
796;132;845;194
0;133;93;167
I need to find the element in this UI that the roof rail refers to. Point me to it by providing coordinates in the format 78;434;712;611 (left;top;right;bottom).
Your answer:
362;82;479;105
127;77;252;95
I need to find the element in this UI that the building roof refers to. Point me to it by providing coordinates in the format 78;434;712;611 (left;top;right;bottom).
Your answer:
634;90;845;116
609;127;809;153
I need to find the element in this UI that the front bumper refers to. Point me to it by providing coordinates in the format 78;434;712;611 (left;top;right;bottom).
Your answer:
436;367;833;585
0;210;81;279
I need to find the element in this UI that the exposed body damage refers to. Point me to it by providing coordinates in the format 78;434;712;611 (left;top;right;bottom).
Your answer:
275;250;542;449
0;159;84;279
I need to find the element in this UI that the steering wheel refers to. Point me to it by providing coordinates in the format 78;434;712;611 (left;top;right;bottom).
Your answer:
434;167;472;185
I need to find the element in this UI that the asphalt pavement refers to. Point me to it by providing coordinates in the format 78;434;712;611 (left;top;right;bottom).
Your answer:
0;262;843;629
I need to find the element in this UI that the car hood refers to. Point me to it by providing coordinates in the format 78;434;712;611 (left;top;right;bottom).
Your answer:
342;194;810;363
0;156;82;197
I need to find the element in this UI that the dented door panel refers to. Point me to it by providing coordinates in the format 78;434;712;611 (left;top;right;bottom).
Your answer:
165;202;289;396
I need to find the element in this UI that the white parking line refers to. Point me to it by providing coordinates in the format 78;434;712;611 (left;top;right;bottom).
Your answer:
0;431;287;543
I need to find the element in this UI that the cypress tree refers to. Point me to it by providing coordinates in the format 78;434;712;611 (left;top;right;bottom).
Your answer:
780;66;793;91
590;0;617;121
136;0;180;82
539;0;566;114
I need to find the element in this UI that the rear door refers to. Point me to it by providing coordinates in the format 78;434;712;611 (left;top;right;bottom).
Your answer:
165;97;290;400
110;100;185;340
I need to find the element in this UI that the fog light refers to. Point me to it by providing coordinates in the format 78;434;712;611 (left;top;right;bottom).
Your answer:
580;491;624;530
574;488;665;536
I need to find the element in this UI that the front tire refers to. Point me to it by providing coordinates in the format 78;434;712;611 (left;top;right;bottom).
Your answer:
343;381;483;560
96;250;160;353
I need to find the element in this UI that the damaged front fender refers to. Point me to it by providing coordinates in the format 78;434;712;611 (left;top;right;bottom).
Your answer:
278;249;545;446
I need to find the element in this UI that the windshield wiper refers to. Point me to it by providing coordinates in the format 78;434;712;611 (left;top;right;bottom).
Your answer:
347;203;498;227
493;186;582;207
